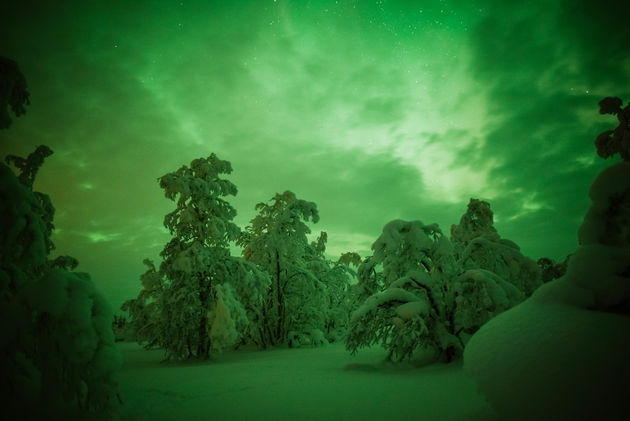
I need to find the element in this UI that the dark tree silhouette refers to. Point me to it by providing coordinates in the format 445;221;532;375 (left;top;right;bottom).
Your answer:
595;96;629;160
0;56;30;129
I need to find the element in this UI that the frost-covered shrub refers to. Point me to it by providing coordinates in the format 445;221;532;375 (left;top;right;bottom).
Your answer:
207;283;249;352
288;329;328;348
0;149;120;417
318;252;361;343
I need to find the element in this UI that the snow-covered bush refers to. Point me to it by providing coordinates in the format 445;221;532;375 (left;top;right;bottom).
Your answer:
0;149;120;417
154;154;269;360
464;97;630;420
451;268;523;343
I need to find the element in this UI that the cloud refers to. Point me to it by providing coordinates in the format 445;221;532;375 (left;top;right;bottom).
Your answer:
83;231;122;243
5;0;624;310
458;0;629;258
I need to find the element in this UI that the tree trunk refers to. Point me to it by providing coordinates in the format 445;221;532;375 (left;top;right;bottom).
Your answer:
275;250;285;343
197;274;210;358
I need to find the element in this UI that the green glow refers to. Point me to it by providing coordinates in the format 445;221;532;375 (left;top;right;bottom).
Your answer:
1;0;627;310
86;231;122;243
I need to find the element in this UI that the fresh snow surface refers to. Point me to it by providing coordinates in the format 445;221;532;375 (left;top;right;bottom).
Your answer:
464;274;630;420
115;343;496;421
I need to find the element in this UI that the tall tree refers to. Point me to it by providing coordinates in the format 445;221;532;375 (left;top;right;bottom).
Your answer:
238;191;322;347
156;154;268;359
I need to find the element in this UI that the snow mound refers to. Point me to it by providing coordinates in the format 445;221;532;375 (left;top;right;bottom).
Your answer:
464;162;630;420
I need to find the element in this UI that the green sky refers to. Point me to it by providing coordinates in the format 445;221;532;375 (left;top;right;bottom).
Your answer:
1;0;628;313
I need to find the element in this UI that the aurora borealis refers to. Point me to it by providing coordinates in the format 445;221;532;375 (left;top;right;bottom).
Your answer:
1;0;628;312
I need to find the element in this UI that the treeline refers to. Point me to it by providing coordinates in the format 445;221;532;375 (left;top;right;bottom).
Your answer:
119;154;563;363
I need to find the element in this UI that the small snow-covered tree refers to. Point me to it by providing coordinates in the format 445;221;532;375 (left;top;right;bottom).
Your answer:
302;234;358;344
238;190;326;347
156;154;269;360
451;198;541;296
121;259;164;347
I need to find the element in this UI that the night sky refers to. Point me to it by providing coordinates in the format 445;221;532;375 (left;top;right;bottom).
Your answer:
1;0;628;313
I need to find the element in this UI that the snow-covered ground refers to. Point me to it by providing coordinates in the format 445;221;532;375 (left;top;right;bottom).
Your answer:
115;342;497;421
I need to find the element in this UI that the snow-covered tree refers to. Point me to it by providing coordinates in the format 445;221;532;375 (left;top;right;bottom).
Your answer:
155;154;269;360
121;259;164;347
347;199;540;363
346;220;464;362
238;190;327;347
0;148;121;417
451;198;541;296
301;234;358;344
